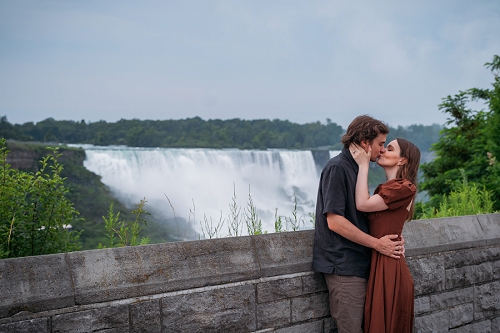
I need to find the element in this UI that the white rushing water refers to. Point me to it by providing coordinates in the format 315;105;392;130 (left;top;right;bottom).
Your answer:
74;145;340;239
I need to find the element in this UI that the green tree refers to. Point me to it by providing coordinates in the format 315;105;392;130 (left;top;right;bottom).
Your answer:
0;139;81;258
387;123;442;153
420;55;500;210
0;116;26;140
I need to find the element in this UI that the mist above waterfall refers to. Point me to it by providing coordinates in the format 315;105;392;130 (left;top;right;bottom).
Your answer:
77;145;340;239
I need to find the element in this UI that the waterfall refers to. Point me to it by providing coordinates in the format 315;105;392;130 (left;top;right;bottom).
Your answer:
330;150;341;159
74;145;341;239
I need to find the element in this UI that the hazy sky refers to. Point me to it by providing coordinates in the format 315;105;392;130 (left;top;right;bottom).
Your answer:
1;1;499;129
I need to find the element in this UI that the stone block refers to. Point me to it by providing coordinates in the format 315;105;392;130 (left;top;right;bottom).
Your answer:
449;320;491;333
52;305;129;333
474;281;500;319
449;303;474;328
0;254;74;318
494;260;500;279
291;293;329;323
0;318;49;333
446;262;493;289
161;284;256;332
274;320;323;333
253;230;314;277
257;276;302;303
477;214;500;246
414;296;430;315
403;215;492;257
407;255;445;295
414;310;448;333
68;236;260;304
492;316;500;332
445;266;474;289
430;287;473;311
443;246;500;269
129;299;161;333
302;273;328;294
256;299;290;330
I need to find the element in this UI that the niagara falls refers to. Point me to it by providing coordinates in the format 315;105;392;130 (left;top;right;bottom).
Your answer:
76;145;340;239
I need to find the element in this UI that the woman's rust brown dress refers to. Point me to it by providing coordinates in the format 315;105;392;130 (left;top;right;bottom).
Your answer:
364;178;416;333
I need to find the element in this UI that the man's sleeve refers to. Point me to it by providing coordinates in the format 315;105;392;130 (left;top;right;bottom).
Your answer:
321;164;347;218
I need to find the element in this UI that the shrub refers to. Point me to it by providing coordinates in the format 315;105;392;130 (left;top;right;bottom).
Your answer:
0;139;81;258
417;170;495;219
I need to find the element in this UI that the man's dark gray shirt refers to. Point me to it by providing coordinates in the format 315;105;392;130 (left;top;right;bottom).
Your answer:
312;146;371;279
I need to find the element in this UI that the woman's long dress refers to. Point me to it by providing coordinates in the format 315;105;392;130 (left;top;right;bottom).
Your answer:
364;178;416;333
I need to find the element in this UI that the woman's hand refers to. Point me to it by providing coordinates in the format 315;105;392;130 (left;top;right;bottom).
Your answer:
349;143;371;167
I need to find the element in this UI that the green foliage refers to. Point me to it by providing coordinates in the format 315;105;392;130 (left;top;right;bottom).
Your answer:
0;117;345;150
0;116;29;141
244;185;263;235
102;204;120;248
417;171;494;219
386;123;442;153
274;193;315;233
227;183;243;237
0;139;81;258
99;198;151;248
308;212;315;226
0;116;441;152
274;208;283;233
283;193;304;231
194;185;316;238
200;212;225;239
420;55;500;211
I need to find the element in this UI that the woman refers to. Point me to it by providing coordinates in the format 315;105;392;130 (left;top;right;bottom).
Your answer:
350;138;420;333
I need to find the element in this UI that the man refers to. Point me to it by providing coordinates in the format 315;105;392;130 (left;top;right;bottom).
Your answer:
313;115;404;333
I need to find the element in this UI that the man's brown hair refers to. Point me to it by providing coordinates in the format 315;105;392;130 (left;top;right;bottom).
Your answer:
341;115;389;148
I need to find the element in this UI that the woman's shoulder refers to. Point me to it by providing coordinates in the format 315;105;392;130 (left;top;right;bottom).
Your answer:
375;178;416;195
385;178;415;188
374;178;416;208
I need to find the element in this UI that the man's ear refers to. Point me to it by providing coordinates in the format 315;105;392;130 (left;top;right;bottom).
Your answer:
398;157;408;166
360;140;369;149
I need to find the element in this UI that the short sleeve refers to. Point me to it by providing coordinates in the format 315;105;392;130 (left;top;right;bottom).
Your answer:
375;179;416;210
321;164;347;217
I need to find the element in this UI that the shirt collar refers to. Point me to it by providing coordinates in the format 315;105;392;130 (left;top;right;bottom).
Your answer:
342;146;359;172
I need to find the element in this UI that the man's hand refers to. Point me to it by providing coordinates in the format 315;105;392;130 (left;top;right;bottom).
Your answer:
326;214;405;258
375;234;403;259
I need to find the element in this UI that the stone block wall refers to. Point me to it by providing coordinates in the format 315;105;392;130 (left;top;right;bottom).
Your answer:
0;214;499;332
404;214;500;333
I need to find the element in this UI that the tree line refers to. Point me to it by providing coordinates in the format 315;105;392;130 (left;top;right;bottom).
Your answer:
0;116;441;152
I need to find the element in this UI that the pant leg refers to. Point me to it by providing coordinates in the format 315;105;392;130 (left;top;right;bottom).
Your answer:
324;273;367;333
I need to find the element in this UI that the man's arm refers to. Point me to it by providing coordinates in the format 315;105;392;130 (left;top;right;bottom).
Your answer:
327;212;403;259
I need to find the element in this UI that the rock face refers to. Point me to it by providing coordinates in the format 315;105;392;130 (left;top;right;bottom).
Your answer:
5;149;39;170
0;214;499;333
4;142;85;172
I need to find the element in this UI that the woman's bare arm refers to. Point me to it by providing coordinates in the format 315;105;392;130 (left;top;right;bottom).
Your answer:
350;144;388;212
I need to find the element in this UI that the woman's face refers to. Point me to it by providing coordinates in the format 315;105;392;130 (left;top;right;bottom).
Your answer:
368;133;387;162
376;139;402;168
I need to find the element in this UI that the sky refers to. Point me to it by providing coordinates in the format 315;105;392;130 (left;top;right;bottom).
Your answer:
1;1;499;129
